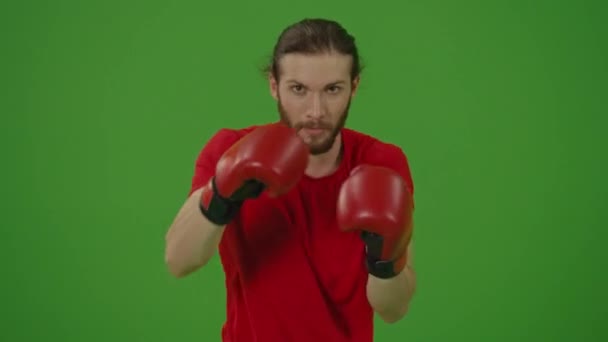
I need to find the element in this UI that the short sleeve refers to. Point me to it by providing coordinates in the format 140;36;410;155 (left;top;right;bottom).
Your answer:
188;129;242;197
363;141;415;197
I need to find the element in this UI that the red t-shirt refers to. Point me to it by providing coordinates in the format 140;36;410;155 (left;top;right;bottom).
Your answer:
189;125;414;342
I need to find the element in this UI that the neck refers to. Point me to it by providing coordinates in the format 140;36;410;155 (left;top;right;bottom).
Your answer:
305;133;343;178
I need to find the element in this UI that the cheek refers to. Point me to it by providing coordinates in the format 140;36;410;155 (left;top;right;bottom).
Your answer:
327;95;350;114
280;93;307;113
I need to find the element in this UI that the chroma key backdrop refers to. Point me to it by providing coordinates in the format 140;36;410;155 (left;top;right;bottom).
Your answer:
2;0;606;341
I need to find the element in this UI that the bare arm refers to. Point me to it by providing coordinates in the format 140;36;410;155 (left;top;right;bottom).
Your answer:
367;242;416;323
164;187;226;278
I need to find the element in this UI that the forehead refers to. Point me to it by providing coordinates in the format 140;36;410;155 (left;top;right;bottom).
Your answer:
278;52;352;85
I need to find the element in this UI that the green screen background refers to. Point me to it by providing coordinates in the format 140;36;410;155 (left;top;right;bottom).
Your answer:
2;0;607;341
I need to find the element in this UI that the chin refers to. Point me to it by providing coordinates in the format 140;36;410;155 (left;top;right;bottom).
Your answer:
308;139;336;155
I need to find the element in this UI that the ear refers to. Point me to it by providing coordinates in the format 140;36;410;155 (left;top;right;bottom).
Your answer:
351;75;361;97
269;73;279;100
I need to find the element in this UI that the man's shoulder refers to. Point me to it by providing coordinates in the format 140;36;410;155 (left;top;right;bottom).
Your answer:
203;124;262;148
192;124;262;165
342;127;414;192
210;124;260;140
342;127;406;158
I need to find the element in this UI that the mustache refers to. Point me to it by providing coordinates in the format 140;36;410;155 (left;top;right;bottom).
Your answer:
296;121;332;130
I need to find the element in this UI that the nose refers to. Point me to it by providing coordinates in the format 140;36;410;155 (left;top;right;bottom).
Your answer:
307;93;325;119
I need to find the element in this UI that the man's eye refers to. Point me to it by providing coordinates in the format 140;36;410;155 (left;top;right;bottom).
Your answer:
291;85;305;93
327;86;341;93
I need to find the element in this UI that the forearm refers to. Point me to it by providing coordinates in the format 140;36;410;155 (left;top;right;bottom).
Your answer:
164;187;226;278
366;262;416;323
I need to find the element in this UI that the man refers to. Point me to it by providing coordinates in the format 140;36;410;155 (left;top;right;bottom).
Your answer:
165;18;416;342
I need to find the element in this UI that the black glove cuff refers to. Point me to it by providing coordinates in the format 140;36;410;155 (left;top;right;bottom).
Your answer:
365;254;398;279
198;177;242;226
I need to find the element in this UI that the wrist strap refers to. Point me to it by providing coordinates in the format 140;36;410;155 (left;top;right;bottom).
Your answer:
198;177;242;226
365;255;399;279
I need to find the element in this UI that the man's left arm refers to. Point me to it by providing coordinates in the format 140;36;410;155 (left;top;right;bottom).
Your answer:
366;241;416;323
337;142;416;324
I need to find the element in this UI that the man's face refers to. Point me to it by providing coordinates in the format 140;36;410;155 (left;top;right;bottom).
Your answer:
270;52;359;155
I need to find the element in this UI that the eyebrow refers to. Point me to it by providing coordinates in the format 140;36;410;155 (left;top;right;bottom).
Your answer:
285;79;347;86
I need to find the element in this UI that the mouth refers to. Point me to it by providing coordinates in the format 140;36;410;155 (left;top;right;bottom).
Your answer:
301;127;326;136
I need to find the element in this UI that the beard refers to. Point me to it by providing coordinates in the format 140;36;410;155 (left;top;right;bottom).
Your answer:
278;100;351;155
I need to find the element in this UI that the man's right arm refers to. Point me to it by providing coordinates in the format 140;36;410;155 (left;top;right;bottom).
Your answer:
164;186;226;278
163;123;310;278
164;129;239;278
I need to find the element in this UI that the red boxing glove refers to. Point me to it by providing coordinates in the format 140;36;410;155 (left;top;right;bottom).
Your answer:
337;165;414;278
200;123;309;225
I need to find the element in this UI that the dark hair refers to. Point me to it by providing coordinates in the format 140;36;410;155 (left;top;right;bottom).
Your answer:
265;18;363;81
